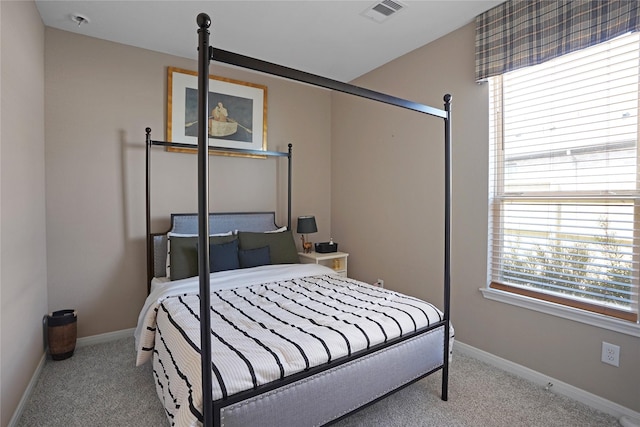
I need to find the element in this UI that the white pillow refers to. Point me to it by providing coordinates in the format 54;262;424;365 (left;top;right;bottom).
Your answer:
264;226;287;233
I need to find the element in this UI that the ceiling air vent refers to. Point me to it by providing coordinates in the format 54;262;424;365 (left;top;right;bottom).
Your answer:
361;0;407;23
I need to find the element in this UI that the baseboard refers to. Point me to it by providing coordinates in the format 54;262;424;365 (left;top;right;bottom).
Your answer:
455;341;640;425
7;353;46;427
8;327;135;427
76;327;135;348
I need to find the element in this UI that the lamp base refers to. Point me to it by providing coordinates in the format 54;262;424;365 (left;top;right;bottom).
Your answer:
301;235;313;253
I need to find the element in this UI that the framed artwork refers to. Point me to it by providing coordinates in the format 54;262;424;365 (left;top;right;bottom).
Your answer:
167;67;267;156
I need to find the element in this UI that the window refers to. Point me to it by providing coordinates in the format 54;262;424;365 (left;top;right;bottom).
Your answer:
488;33;640;323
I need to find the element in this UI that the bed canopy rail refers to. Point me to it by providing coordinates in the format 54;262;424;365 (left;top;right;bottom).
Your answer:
144;128;293;292
161;12;452;427
210;48;448;119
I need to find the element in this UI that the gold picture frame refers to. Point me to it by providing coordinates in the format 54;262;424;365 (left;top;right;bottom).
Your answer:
166;67;267;157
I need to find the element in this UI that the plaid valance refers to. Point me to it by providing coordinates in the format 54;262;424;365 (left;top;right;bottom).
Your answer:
475;0;640;81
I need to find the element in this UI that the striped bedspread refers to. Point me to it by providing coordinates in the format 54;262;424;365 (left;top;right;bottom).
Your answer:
135;264;447;426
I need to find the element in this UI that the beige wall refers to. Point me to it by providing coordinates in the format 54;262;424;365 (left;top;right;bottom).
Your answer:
44;28;332;339
331;22;640;412
0;1;47;426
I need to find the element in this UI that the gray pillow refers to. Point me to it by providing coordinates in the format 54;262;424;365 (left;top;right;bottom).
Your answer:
169;235;237;280
237;231;299;264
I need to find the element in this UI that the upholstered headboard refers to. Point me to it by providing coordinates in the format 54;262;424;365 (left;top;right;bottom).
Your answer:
151;212;280;280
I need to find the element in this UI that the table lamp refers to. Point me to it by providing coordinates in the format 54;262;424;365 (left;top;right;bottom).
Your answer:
297;216;317;253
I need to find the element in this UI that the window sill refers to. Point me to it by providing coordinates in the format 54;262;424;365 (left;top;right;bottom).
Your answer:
480;287;640;338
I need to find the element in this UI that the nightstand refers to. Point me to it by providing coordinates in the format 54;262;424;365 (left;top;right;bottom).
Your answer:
298;251;349;277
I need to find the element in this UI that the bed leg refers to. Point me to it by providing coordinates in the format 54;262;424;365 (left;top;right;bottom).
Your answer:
441;360;449;401
441;322;450;401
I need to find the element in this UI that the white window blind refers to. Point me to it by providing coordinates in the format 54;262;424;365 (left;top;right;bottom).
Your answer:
488;32;640;322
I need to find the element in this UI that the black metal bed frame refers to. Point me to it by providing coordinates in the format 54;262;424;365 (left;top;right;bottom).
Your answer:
147;12;452;427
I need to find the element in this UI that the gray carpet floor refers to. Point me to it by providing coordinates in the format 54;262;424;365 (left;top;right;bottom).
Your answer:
17;337;621;426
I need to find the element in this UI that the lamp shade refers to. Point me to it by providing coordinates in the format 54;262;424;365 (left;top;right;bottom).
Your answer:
296;216;317;234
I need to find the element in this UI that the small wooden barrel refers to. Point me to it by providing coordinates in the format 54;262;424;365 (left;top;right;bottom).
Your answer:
47;310;77;360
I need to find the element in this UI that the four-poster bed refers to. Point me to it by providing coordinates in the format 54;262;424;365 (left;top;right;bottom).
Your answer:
135;13;453;427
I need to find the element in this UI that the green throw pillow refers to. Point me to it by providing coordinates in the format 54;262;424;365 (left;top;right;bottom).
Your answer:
237;231;299;264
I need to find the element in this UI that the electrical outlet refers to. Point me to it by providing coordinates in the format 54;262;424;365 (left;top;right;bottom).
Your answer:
601;341;620;367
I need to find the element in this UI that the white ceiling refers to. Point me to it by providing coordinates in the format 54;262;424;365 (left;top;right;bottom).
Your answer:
35;0;500;82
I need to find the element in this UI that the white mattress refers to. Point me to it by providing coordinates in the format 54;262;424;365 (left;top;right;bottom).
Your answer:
135;264;449;426
149;276;169;294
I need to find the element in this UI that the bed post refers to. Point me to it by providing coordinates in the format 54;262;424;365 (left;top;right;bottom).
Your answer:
197;13;214;426
442;94;452;401
145;127;152;292
287;143;293;230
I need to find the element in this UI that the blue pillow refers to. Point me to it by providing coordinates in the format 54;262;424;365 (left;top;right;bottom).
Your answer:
209;239;240;272
239;246;271;268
